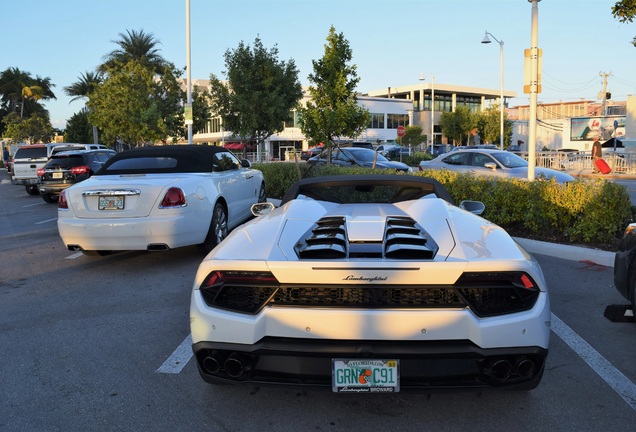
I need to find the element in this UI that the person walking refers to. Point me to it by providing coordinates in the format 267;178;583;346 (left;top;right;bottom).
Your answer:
591;135;602;173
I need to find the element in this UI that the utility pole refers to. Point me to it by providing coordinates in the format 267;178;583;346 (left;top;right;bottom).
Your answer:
599;72;612;116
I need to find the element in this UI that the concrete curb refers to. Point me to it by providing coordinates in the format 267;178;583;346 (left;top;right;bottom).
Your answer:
514;237;615;268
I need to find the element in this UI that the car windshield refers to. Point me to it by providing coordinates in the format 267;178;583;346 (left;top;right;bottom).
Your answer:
15;147;47;159
491;151;528;168
347;148;389;163
45;155;85;168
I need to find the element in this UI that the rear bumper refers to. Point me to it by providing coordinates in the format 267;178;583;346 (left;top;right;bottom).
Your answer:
192;338;548;390
58;214;205;251
38;182;73;195
11;177;37;186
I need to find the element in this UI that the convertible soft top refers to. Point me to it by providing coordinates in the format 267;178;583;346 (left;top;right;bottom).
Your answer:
281;174;455;205
96;145;231;175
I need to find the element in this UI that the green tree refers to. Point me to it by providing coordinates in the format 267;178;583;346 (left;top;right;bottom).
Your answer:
191;87;212;135
613;0;636;46
400;125;425;148
299;26;369;155
99;29;167;75
208;36;303;155
0;68;56;120
3;112;54;143
475;107;514;147
88;61;164;147
64;109;95;143
64;70;104;143
438;106;477;145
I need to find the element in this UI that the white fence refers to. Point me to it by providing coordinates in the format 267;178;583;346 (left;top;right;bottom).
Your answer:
519;151;636;174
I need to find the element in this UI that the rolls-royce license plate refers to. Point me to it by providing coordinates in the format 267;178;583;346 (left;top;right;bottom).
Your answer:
98;195;124;210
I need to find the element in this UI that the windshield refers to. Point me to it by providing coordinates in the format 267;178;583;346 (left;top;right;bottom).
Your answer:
491;151;528;168
348;149;389;163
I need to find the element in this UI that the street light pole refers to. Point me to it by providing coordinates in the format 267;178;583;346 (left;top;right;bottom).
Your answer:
419;74;434;153
481;31;504;150
186;0;193;145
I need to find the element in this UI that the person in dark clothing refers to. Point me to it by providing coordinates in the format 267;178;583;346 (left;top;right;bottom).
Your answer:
591;135;602;173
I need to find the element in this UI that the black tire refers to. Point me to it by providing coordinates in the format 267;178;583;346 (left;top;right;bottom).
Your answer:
258;182;267;203
42;193;58;203
25;185;39;195
629;266;636;315
197;202;228;254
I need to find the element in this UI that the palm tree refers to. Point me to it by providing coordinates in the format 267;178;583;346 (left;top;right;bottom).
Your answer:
64;71;104;143
63;71;103;102
0;67;31;113
0;68;56;118
99;29;167;75
20;84;43;118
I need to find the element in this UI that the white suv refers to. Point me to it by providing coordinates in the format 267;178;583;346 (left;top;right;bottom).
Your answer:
11;144;65;195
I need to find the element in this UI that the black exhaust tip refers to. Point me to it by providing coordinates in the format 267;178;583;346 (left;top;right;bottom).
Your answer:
224;353;252;378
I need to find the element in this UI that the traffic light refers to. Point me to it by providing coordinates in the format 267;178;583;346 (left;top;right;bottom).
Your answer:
606;92;612;99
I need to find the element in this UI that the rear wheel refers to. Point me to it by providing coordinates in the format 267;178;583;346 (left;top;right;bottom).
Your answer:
42;193;58;203
25;185;39;195
197;202;228;254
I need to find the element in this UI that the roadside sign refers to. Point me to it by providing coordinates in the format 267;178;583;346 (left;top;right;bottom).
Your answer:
397;126;405;137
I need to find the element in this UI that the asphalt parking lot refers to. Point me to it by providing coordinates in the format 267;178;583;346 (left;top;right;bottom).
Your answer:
1;168;636;431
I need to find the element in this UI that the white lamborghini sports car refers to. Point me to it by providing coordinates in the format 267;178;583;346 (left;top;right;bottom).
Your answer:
57;145;265;256
190;175;551;392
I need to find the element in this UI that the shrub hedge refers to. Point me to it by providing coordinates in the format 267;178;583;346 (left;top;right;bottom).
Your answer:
252;162;634;249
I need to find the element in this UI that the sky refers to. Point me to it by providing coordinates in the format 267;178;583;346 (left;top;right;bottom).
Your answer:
2;0;636;130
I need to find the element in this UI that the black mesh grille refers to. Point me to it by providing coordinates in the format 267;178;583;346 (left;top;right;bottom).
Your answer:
294;216;438;260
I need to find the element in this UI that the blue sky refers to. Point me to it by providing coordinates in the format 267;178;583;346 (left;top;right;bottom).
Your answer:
2;0;635;130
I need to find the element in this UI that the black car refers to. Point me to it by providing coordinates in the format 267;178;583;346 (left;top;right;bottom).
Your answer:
307;146;412;172
614;223;636;312
300;146;324;161
37;149;117;203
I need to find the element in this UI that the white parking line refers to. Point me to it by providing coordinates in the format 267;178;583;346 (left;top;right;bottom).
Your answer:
157;334;192;374
551;313;636;411
65;252;84;260
23;202;45;207
35;217;57;225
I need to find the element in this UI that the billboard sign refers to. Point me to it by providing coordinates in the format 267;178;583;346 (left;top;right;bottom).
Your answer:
570;116;625;141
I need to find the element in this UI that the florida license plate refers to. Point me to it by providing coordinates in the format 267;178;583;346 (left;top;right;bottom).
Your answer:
332;359;399;393
98;195;124;210
52;172;63;179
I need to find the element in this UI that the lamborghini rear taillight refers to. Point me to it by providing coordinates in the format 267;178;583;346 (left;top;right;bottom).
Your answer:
199;271;279;314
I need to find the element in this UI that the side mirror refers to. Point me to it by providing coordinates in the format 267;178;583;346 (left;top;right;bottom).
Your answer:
241;159;252;168
459;200;485;215
484;162;497;171
251;202;275;217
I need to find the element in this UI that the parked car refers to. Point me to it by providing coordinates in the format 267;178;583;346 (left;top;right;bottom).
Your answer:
50;143;110;156
449;144;499;152
11;143;67;195
307;146;412;172
375;144;400;156
57;145;266;256
37;149;117;203
190;174;550;391
614;223;636;312
419;148;574;183
425;144;453;156
300;146;324;161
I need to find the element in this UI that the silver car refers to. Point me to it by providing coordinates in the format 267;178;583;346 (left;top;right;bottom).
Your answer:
419;148;574;183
